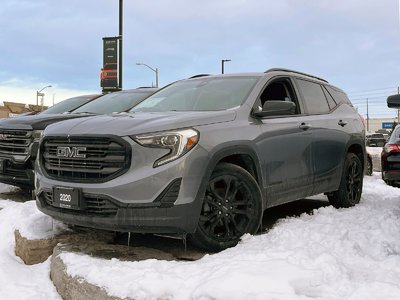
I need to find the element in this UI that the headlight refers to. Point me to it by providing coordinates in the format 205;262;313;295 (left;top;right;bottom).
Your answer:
132;128;199;167
32;130;43;142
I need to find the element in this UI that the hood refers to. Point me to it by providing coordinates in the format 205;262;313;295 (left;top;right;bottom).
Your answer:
0;113;92;130
44;110;237;136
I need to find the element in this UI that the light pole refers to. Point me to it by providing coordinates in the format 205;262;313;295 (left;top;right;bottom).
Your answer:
221;59;231;74
136;63;159;88
36;85;52;106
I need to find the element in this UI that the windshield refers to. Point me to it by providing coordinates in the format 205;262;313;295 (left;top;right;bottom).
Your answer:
40;95;96;114
73;90;154;114
131;77;259;112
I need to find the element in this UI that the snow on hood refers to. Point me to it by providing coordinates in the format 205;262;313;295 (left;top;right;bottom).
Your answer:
43;110;237;137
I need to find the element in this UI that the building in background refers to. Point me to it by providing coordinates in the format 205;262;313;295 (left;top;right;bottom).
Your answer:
365;117;398;133
0;101;48;118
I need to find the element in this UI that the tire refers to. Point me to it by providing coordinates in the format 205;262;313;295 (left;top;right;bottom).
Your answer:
328;153;363;208
190;163;263;252
385;180;395;187
365;158;373;176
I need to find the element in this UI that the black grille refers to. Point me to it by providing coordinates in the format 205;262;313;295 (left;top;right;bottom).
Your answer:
0;130;32;156
41;136;130;182
42;191;118;216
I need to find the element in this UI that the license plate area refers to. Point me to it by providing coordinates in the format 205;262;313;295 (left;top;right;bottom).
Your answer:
53;186;81;210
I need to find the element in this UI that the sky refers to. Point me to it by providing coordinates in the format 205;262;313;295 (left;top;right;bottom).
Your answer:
0;0;400;118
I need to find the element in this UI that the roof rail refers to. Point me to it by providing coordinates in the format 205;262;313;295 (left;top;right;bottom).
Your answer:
265;68;328;83
188;74;211;79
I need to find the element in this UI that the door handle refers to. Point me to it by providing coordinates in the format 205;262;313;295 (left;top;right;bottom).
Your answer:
299;123;311;130
338;120;348;127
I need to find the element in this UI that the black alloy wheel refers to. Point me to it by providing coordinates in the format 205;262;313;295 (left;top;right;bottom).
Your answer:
190;163;262;252
328;153;363;208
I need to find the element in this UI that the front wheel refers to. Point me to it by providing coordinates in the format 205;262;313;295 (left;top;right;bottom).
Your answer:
328;153;363;208
190;163;263;252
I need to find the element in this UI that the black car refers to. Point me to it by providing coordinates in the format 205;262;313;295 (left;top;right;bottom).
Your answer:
366;133;386;147
0;88;157;190
381;124;400;186
39;94;101;115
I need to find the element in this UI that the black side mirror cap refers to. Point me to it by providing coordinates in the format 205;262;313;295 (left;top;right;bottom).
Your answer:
387;94;400;108
253;101;296;118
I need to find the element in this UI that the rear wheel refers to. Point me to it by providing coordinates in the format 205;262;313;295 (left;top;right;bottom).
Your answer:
365;157;373;176
190;163;263;252
328;153;363;208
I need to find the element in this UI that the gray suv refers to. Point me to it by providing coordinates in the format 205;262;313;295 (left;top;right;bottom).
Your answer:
35;69;366;251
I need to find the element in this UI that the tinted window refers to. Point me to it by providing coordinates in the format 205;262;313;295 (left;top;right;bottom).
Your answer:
322;86;337;109
40;95;96;114
73;90;154;114
131;77;259;112
296;79;330;114
325;86;352;105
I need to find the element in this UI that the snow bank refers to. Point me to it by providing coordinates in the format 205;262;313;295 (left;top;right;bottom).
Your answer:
59;174;400;300
1;174;399;299
366;146;383;156
0;199;62;299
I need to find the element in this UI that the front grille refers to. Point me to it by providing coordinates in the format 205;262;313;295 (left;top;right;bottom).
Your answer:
0;130;32;156
41;136;130;182
42;191;118;216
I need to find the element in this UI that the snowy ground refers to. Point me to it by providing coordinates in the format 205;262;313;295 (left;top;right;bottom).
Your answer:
0;173;399;299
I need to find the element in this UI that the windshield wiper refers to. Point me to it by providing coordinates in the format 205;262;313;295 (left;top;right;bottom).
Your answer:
71;111;99;115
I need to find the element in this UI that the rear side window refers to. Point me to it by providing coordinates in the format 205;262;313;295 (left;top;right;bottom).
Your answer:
325;85;352;105
296;79;330;114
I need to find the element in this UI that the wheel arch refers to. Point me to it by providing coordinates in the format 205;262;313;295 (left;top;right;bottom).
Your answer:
204;144;266;207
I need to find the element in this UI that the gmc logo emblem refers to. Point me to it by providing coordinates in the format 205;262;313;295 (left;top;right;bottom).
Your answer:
56;146;86;158
0;134;9;140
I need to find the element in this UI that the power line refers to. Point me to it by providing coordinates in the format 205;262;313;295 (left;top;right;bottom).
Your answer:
347;86;398;94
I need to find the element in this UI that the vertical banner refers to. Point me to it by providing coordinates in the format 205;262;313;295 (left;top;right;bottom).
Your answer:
101;37;119;90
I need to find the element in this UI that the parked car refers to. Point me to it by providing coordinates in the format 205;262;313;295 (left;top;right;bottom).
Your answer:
35;68;366;251
381;124;400;186
39;94;101;115
0;88;157;190
366;133;386;147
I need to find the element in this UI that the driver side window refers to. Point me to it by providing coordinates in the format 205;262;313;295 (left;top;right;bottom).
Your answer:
258;78;300;114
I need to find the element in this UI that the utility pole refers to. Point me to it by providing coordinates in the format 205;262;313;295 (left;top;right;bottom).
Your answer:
119;0;123;90
397;86;400;123
366;98;369;132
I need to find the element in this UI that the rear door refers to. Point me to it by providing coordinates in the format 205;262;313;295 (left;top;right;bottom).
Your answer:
294;78;350;195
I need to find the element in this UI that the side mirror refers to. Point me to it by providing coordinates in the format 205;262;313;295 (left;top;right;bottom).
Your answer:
253;100;296;118
387;94;400;108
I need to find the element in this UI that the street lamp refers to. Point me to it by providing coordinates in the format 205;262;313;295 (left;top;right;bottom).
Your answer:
36;85;52;106
221;59;231;74
136;62;159;88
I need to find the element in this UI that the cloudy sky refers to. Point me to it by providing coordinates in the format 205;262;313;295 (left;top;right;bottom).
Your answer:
0;0;399;118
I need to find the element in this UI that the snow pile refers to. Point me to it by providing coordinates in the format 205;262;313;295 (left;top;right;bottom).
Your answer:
0;200;61;299
0;174;399;299
366;146;383;156
59;174;400;300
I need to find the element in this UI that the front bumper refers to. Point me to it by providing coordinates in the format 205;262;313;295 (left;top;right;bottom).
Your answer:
0;159;34;188
35;137;210;233
36;189;201;233
382;170;400;182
